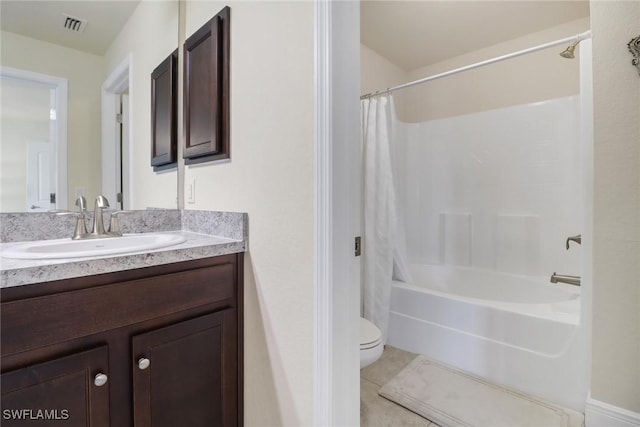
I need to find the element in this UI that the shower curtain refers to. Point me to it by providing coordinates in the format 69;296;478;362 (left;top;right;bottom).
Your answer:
361;94;411;343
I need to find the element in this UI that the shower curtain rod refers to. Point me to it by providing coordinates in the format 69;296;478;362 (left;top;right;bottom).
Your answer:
360;30;592;100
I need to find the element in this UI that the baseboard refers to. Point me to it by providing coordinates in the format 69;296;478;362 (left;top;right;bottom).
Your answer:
585;396;640;427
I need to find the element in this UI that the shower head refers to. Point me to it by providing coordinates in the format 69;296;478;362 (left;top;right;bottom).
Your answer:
559;30;592;59
559;41;579;59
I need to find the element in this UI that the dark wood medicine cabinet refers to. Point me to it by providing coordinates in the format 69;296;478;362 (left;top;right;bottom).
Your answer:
150;49;178;171
150;6;230;169
183;6;231;164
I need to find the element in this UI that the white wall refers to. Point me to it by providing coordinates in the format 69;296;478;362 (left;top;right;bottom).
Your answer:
105;0;178;209
360;44;407;95
361;18;589;123
183;2;315;425
401;96;582;277
0;30;104;208
402;18;589;122
360;44;409;118
590;0;640;415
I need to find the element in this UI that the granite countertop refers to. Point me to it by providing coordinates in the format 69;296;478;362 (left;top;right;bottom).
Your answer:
0;210;247;288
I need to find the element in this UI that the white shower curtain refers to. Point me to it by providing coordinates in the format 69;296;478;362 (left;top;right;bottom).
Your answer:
361;94;411;343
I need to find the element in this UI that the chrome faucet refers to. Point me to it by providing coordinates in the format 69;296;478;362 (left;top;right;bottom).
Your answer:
58;195;126;240
88;196;133;237
566;234;581;250
550;273;581;286
90;195;110;236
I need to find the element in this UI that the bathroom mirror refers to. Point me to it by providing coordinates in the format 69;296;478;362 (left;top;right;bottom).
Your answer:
0;0;179;212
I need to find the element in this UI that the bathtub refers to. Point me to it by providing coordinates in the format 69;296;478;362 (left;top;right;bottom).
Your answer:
387;264;589;411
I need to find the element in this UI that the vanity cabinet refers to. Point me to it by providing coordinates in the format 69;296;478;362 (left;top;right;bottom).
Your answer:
1;254;243;427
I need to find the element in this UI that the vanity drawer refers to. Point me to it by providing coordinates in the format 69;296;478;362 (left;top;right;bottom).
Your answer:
1;262;236;357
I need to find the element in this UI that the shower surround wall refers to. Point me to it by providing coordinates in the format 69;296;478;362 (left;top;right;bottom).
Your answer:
387;95;588;410
398;96;583;278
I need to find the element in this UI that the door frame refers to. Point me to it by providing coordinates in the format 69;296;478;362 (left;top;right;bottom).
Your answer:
313;1;361;425
102;54;133;209
0;66;68;210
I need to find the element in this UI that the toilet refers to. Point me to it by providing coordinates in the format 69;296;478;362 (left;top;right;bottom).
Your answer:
360;317;383;369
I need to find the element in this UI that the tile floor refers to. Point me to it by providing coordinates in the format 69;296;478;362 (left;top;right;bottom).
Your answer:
360;345;440;427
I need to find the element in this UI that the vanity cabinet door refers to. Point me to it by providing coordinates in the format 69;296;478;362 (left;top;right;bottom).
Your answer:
132;310;238;427
1;346;110;426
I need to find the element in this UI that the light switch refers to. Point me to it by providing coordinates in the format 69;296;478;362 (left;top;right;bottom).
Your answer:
187;178;196;204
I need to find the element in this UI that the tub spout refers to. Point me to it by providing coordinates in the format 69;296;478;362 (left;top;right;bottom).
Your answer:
550;272;581;286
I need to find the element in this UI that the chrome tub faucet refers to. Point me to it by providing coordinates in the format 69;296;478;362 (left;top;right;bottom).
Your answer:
550;273;581;286
550;233;582;286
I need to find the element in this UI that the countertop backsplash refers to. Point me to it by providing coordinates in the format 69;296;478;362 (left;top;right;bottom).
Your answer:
0;209;248;288
0;209;246;243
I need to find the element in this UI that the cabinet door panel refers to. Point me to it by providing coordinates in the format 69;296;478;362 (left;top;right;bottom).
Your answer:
183;6;230;163
1;346;109;426
133;310;237;427
151;50;178;168
186;29;215;155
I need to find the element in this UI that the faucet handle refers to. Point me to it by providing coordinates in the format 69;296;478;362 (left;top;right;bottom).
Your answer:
566;234;582;250
108;210;133;236
56;211;88;240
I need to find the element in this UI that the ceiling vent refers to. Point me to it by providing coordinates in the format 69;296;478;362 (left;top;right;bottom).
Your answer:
61;14;88;33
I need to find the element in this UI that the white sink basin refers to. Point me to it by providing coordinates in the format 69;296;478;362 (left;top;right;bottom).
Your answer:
1;233;187;260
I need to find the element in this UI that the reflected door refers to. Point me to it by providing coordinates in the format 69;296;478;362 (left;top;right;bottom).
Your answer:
0;69;66;212
26;141;54;211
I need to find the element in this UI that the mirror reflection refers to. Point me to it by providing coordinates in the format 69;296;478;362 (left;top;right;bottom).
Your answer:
0;0;179;213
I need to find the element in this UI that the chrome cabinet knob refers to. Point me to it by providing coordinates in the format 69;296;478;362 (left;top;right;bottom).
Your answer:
94;373;108;387
138;358;150;370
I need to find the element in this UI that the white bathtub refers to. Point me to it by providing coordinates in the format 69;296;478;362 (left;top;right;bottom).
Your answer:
387;264;589;411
